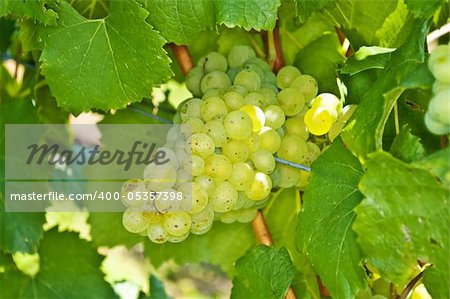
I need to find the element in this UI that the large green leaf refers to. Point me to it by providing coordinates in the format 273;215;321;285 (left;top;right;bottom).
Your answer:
353;152;449;298
404;0;445;19
389;125;425;163
38;0;172;114
340;20;429;158
0;0;58;25
295;0;335;22
0;230;117;298
142;0;214;45
145;221;255;276
231;245;296;299
296;138;368;299
413;147;450;186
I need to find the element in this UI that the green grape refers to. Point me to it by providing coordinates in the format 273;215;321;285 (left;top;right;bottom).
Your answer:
234;191;255;210
303;142;321;166
228;162;255;190
194;175;216;196
310;93;341;120
190;205;214;235
251;150;275;174
175;169;191;187
284;117;309;140
428;44;450;83
168;232;190;243
432;81;450;94
277;134;307;164
240;105;266;132
264;105;285;129
245;172;272;201
372;278;391;298
276;164;301;188
277;87;305;116
181;117;204;135
237;208;258;223
261;82;279;94
144;162;178;191
243;132;260;153
228;45;256;68
340;104;357;122
186;66;204;97
218;210;240;224
304;106;335;136
259;88;277;106
258;126;281;153
222;140;250;162
121;180;147;208
245;57;270;71
163;212;191;236
202;88;225;99
122;207;151;233
241;63;265;80
156;147;179;169
172;112;181;124
425;112;450;135
263;70;277;84
223;90;245;110
166;126;181;144
276;66;301;89
201;52;228;73
188;133;215;157
201;96;228;121
328;104;357;142
289;74;318;102
234;69;262;92
428;90;450;125
154;188;180;212
143;211;163;224
245;92;267;107
204;154;233;181
224;110;253;140
178;182;208;214
203;120;227;147
183;155;204;176
200;71;231;93
276;127;285;138
295;170;310;189
147;223;169;243
227;67;240;82
212;181;238;212
269;165;280;187
180;98;203;121
228;84;248;96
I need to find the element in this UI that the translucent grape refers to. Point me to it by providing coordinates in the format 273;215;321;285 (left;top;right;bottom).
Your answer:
251;150;275;174
223;90;245;110
186;67;204;97
168;232;190;243
234;69;261;92
175;169;191;187
276;66;301;89
212;181;238;212
121;180;147;208
190;205;214;235
202;52;228;73
258;126;281;153
202;88;225;100
147;223;169;243
289;74;318;102
194;175;216;196
222;140;250;163
154;188;181;212
259;88;277;106
425;112;450;135
428;44;450;83
277;134;307;164
245;92;267;107
261;82;279;94
428;90;450;125
204;154;233;181
180;98;203;120
310;93;341;120
123;207;150;233
240;105;265;132
243;132;260;153
144;162;178;191
245;172;272;201
304;106;335;136
164;212;191;236
245;57;270;71
276;164;301;188
228;45;256;68
264;105;285;129
263;70;277;83
143;211;163;224
228;85;248;96
227;67;240;82
236;208;258;223
241;63;264;79
277;88;305;116
234;191;255;210
178;182;208;214
296;170;311;189
284;117;309;140
203;120;227;147
432;81;450;94
201;96;228;122
303;142;321;166
188;133;215;158
228;162;255;191
181;117;204;136
224;110;253;140
200;71;231;93
183;154;204;176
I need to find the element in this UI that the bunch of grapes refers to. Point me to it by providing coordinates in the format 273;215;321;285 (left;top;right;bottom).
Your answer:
425;44;450;135
121;45;355;244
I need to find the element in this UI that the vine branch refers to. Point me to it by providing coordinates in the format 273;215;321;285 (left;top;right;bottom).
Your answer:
170;44;194;76
397;270;424;299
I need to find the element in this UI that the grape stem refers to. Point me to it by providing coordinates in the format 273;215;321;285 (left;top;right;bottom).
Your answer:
335;27;353;58
275;157;311;172
262;22;285;72
169;44;194;76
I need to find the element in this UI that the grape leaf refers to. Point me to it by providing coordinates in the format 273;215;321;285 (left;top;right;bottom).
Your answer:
215;0;281;31
340;20;429;158
0;18;15;56
413;147;450;185
0;0;58;25
404;0;445;18
231;245;296;299
340;46;395;75
139;276;170;299
89;212;144;248
353;152;449;298
141;0;214;45
295;0;335;23
38;0;172;114
0;230;117;298
145;221;255;276
389;125;425;163
296;138;368;299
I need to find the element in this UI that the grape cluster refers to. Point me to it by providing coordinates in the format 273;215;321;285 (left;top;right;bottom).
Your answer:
425;44;450;135
122;45;353;244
